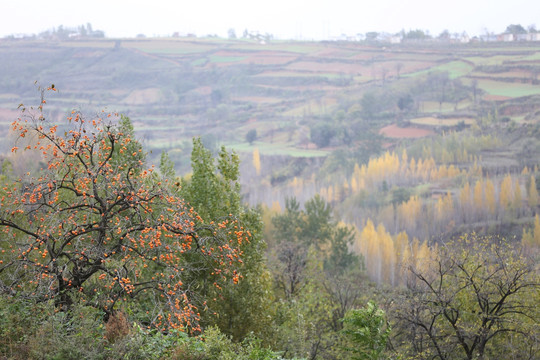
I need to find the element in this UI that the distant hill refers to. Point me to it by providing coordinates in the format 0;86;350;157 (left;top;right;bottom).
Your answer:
1;37;540;192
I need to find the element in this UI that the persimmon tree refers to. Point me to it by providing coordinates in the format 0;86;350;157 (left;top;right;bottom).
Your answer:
0;86;247;333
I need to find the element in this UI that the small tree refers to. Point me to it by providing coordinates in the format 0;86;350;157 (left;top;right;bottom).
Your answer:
505;24;527;35
310;123;336;148
246;129;257;145
342;301;391;360
0;87;247;332
178;138;273;341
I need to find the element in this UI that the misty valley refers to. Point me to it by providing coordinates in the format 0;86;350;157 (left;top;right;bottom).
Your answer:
0;32;539;359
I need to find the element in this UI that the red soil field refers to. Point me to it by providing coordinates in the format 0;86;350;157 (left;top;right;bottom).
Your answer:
379;124;435;138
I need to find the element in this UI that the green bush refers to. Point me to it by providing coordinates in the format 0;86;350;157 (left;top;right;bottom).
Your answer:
0;295;287;360
0;296;108;360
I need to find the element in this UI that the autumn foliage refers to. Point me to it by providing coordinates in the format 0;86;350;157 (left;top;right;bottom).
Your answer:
0;86;248;333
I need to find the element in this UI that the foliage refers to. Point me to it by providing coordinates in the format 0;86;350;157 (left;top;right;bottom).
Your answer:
181;137;241;220
404;29;430;40
397;94;415;113
392;234;540;360
246;129;257;144
505;24;527;35
0;295;287;360
342;301;391;360
0;87;247;332
360;91;397;120
271;195;360;297
179;138;274;341
269;195;367;359
0;295;113;360
310;122;337;148
0;295;47;358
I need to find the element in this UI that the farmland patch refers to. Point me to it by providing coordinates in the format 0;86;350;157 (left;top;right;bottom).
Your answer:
476;79;540;98
122;88;163;105
379;124;435;138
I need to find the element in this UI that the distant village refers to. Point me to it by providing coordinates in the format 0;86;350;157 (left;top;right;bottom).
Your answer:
329;24;540;44
3;23;540;44
3;23;105;41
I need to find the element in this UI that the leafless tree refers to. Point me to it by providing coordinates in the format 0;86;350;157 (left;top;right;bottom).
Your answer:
392;235;539;360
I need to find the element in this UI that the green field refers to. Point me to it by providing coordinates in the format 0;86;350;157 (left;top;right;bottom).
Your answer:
476;78;540;97
228;137;330;157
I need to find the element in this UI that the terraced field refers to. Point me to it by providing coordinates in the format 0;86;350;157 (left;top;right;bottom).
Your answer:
0;37;540;167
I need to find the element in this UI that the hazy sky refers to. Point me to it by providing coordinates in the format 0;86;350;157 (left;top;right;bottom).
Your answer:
1;0;539;39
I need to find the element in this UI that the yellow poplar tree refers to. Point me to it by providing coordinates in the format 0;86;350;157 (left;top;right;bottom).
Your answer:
342;179;350;196
460;181;471;207
438;164;448;179
443;191;454;214
436;196;445;223
499;174;513;210
252;148;261;175
271;200;282;213
398;196;421;231
408;237;421;279
473;179;484;216
522;227;533;248
416;240;432;275
534;214;540;246
350;176;358;193
381;232;396;285
357;220;377;280
401;149;408;165
485;178;496;215
319;187;328;202
447;165;460;178
394;231;409;285
327;185;334;203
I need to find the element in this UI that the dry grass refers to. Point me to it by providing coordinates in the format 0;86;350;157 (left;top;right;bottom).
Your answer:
105;312;131;344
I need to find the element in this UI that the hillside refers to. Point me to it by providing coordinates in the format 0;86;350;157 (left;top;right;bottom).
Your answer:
1;37;540;240
2;38;539;157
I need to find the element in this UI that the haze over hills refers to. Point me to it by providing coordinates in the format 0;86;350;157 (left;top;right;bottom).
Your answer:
1;35;540;228
1;0;539;40
0;17;539;359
